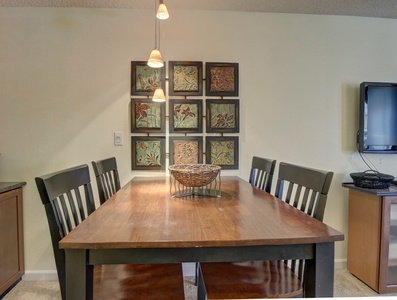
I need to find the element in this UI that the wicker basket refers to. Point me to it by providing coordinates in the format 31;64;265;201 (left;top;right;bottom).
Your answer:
350;170;394;189
169;164;221;187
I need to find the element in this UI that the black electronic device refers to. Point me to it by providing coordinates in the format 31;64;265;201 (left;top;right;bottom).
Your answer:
358;82;397;153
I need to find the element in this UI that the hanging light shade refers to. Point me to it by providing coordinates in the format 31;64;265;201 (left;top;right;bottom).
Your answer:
147;0;165;68
147;49;164;68
152;88;166;102
156;0;169;20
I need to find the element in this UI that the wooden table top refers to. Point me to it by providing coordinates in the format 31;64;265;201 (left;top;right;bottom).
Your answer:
60;176;344;250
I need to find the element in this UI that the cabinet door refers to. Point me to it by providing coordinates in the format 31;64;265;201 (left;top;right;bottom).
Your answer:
379;196;397;293
0;188;24;295
347;189;381;291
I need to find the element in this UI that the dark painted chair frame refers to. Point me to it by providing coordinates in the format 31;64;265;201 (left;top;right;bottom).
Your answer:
92;157;121;205
36;164;185;300
249;156;276;193
35;165;95;299
198;161;334;299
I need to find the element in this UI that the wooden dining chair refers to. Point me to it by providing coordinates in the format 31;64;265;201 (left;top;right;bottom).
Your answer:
92;157;121;205
35;164;185;300
249;156;276;193
198;162;334;300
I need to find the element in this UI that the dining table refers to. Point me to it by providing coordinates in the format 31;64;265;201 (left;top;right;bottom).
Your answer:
59;176;344;299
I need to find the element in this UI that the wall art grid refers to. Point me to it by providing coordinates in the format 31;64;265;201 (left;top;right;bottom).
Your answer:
130;61;239;170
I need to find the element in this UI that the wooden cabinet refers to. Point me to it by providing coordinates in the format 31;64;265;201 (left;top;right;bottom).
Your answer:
0;185;25;297
344;184;397;293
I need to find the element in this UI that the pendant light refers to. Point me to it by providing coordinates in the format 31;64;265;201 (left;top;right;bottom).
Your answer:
156;0;169;20
147;0;167;68
152;88;166;102
147;0;168;102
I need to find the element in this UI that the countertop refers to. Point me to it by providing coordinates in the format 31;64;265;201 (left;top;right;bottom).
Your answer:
342;182;397;196
0;182;27;194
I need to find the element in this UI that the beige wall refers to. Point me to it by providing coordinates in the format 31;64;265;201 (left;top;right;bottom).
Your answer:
1;7;397;278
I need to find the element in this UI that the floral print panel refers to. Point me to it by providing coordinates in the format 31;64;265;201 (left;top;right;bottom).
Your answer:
173;103;198;129
135;102;162;129
210;103;236;129
172;141;199;164
132;137;165;170
135;65;162;92
209;66;235;93
210;139;235;165
173;65;199;92
136;140;162;166
206;137;239;169
131;61;165;96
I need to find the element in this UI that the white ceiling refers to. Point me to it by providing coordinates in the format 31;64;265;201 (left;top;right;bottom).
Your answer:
1;0;397;19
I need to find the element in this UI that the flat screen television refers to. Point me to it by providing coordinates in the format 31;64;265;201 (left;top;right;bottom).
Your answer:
358;82;397;153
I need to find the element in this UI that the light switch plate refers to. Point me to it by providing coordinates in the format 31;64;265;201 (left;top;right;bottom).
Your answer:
114;131;123;146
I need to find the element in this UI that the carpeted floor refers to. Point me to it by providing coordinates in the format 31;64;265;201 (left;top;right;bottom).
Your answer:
2;269;397;299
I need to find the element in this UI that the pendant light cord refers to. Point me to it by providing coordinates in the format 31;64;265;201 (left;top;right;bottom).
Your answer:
154;0;161;50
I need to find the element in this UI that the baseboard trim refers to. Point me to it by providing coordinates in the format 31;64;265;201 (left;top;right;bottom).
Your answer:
335;258;347;269
22;270;58;281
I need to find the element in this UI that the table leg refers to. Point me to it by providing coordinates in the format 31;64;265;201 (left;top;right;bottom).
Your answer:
65;249;93;300
304;242;335;297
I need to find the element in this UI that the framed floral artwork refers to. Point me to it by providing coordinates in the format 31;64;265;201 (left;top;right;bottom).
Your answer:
131;136;165;170
131;61;165;95
131;99;165;133
206;136;239;169
169;99;203;133
206;99;239;133
169;136;203;165
169;61;203;96
205;62;239;96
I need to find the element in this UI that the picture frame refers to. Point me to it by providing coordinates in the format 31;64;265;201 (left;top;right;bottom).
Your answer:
205;62;239;96
131;136;165;170
206;99;239;133
131;99;165;133
206;136;239;169
169;99;203;133
169;136;203;165
131;61;166;95
169;61;203;96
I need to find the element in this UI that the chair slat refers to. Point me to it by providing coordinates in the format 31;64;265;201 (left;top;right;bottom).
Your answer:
306;190;318;217
249;156;276;193
51;199;67;238
36;163;184;300
59;194;74;233
199;161;334;300
92;157;121;204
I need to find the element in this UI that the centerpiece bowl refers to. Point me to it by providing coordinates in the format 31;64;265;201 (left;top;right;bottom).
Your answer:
169;164;221;187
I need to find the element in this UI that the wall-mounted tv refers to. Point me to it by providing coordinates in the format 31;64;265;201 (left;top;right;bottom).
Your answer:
358;82;397;153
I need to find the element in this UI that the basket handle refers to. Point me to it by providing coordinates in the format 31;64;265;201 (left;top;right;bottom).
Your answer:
362;170;382;178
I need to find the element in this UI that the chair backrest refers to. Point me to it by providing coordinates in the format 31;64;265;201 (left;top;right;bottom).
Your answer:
274;162;333;281
249;156;276;193
92;157;121;204
274;162;333;222
35;164;95;300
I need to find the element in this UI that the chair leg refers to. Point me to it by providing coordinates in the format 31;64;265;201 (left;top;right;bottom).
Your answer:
195;262;199;286
197;264;206;300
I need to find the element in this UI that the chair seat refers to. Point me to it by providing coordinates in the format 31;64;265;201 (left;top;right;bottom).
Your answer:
94;263;185;300
199;260;303;299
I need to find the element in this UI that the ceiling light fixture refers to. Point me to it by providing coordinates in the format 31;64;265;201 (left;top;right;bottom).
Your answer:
156;0;169;20
152;88;166;102
147;0;168;102
147;0;168;68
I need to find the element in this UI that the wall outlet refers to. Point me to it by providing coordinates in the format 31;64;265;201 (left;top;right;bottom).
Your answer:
114;131;123;146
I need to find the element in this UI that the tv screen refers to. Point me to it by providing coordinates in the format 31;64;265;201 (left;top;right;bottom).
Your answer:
359;82;397;153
